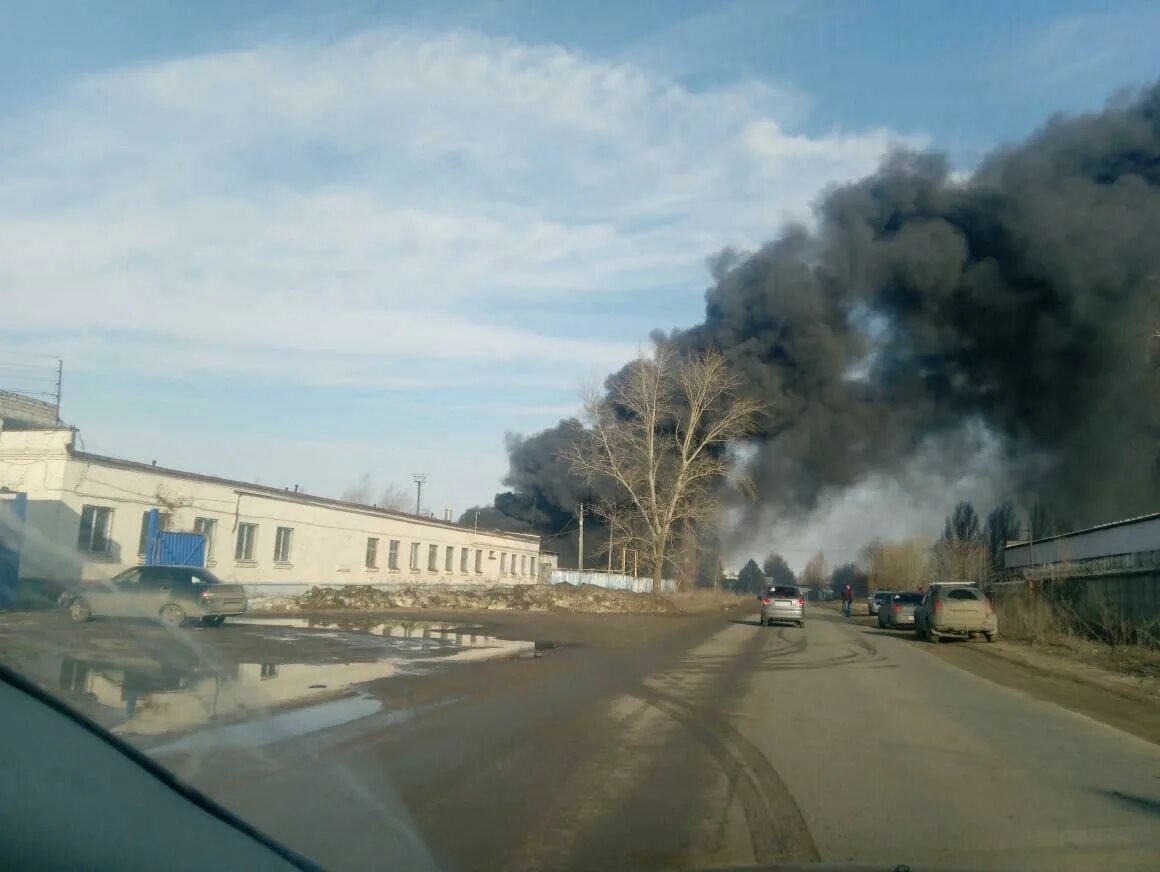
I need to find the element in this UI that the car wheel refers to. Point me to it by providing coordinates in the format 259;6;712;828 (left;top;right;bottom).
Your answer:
159;604;186;627
202;615;226;627
984;632;995;643
797;621;804;629
929;629;940;644
69;598;92;623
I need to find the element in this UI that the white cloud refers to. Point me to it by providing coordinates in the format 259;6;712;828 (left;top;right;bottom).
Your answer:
0;27;917;387
994;8;1160;96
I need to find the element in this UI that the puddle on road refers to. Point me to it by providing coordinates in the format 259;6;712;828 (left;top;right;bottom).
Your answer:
45;619;538;741
235;617;531;652
150;695;384;755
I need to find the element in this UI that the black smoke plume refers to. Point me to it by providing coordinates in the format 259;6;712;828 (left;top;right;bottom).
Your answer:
494;83;1160;547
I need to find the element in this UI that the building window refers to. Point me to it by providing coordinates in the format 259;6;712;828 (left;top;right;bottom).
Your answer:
77;506;113;554
460;547;469;573
489;550;495;560
137;510;171;557
409;542;421;570
235;523;258;562
428;543;438;571
520;554;526;575
388;539;400;570
500;553;507;573
193;517;217;559
366;537;379;569
260;664;279;680
445;545;454;572
512;553;518;575
475;549;482;573
274;527;293;564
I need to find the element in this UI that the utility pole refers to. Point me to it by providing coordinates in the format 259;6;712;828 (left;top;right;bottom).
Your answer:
633;550;638;578
577;502;585;572
412;474;426;517
54;358;63;424
1028;521;1035;584
621;546;626;574
474;510;479;533
607;520;614;573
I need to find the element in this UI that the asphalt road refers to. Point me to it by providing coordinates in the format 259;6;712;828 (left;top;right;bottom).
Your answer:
136;606;1160;871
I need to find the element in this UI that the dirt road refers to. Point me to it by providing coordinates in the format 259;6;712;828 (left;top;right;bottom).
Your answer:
102;606;1160;871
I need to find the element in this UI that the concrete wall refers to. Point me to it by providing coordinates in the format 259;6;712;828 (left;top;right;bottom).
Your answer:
0;428;541;589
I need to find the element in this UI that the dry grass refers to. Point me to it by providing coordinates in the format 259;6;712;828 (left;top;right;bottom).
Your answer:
667;589;752;613
994;593;1160;679
993;594;1073;645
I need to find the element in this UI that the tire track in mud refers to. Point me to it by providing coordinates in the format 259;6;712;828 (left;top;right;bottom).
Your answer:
750;619;888;671
629;684;820;864
625;626;820;865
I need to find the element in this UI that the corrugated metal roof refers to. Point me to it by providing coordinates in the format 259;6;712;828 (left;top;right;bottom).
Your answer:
67;448;539;544
1003;510;1160;551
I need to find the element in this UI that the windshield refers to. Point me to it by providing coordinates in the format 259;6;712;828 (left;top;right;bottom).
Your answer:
3;4;1160;871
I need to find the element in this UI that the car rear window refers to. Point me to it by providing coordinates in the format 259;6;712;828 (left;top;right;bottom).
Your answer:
897;593;923;604
874;592;893;600
769;586;799;597
947;589;981;600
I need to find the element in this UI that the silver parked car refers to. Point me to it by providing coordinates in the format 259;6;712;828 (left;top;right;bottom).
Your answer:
760;585;805;628
867;590;894;617
878;591;923;629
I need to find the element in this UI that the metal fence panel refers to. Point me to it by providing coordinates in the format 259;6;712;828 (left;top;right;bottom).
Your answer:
549;569;676;593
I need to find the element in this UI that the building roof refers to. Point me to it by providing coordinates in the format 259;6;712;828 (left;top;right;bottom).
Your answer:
0;389;60;428
66;445;539;544
1003;510;1160;551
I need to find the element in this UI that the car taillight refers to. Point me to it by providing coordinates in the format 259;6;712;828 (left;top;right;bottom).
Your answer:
797;598;805;606
201;590;211;599
893;604;902;612
762;598;770;605
934;599;943;612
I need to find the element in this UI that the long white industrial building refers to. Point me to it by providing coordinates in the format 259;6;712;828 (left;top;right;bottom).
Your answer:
0;423;543;593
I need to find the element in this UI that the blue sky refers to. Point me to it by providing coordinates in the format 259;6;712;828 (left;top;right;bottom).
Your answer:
2;0;1158;520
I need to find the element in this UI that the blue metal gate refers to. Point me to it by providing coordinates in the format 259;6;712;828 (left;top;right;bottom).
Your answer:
156;531;207;567
143;508;206;568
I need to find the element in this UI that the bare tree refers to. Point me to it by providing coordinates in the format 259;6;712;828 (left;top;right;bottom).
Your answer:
377;482;410;511
569;347;762;593
858;539;886;591
341;474;373;504
860;537;927;591
801;550;828;590
928;537;991;585
934;501;991;584
341;476;411;511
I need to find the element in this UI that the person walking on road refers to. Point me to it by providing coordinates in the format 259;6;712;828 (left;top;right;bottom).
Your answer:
841;583;853;617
